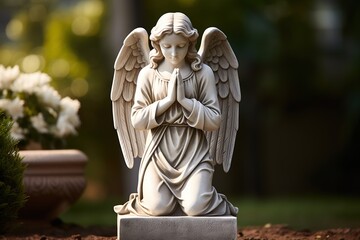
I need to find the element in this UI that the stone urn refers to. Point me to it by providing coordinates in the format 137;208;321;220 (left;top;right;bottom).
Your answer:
19;149;87;220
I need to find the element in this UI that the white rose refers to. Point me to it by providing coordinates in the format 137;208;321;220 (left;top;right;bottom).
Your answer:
0;97;24;119
11;72;51;93
35;85;61;109
53;115;76;137
0;65;20;89
30;113;48;133
53;97;81;137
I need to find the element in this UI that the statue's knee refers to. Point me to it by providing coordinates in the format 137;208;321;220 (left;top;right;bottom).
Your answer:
181;199;204;216
146;199;173;216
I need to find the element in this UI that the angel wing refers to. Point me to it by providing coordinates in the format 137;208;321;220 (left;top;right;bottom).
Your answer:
198;27;241;172
111;28;150;169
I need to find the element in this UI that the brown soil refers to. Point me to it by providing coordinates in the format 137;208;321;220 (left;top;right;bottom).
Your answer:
238;224;360;240
2;219;359;240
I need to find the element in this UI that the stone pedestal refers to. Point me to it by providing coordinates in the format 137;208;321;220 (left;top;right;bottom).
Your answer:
116;215;238;240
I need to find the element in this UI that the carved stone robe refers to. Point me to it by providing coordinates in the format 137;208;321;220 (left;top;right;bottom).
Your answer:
114;64;238;216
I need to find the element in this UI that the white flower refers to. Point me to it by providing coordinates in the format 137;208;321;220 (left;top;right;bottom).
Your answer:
35;85;61;109
11;72;51;94
53;97;81;137
30;113;48;133
0;65;20;89
10;121;26;140
0;65;81;147
60;97;81;116
0;97;24;119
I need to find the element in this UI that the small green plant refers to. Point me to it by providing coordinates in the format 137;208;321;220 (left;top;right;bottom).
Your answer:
0;112;27;234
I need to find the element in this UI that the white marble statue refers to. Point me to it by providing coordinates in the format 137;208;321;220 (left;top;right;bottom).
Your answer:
111;12;240;216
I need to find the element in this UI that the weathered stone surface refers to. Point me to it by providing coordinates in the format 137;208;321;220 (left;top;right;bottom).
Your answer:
117;215;238;240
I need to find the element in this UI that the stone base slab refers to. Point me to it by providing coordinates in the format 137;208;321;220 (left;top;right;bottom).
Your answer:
116;215;238;240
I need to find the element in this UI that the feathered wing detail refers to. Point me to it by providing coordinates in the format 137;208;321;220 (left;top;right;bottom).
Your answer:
199;27;241;172
111;28;150;169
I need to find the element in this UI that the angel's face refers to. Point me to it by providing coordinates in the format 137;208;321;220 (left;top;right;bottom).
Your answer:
159;33;189;68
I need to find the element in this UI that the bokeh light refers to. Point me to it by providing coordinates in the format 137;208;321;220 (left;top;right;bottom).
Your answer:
72;16;92;36
6;19;23;41
21;54;45;73
50;59;70;78
71;0;103;36
71;78;89;97
74;0;104;18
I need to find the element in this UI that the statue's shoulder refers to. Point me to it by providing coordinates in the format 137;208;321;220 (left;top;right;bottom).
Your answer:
200;63;212;73
138;65;155;78
196;63;214;79
139;64;153;73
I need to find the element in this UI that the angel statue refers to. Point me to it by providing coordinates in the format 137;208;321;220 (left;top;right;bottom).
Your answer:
111;12;241;217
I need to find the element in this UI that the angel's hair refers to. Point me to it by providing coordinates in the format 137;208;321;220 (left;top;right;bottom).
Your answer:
149;12;202;71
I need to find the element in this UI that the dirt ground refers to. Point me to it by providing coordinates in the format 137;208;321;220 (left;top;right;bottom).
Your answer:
2;219;360;240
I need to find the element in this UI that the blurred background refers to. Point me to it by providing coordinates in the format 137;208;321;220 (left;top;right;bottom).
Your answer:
1;0;359;229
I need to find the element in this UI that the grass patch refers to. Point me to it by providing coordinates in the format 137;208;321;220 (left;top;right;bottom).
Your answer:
60;195;360;230
60;197;118;226
232;196;360;230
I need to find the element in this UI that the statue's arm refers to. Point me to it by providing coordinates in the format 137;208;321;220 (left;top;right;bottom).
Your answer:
131;67;175;130
183;65;221;131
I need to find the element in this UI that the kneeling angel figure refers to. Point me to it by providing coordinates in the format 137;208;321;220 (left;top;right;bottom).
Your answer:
111;12;241;216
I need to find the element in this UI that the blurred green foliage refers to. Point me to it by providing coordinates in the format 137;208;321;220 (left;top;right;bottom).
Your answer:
0;113;27;234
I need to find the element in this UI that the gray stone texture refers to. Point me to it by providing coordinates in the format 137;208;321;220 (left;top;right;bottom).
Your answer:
117;215;238;240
